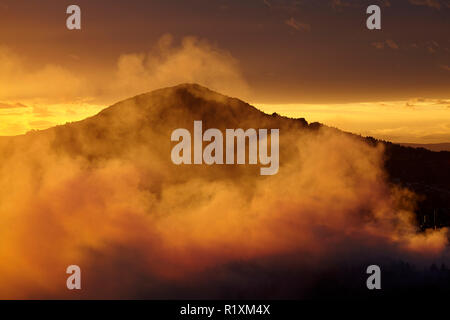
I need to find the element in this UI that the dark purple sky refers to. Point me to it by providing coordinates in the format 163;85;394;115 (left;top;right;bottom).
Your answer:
0;0;449;103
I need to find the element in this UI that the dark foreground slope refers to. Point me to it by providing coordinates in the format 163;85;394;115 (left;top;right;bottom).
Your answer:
365;137;450;228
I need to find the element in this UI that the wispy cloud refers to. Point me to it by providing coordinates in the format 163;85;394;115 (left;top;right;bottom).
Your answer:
331;0;391;9
331;0;353;8
406;97;450;107
371;42;385;49
285;17;311;31
371;40;399;50
0;102;29;109
386;39;399;50
409;0;448;9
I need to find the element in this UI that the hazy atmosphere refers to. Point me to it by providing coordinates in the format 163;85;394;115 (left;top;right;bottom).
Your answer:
0;0;449;142
0;0;449;299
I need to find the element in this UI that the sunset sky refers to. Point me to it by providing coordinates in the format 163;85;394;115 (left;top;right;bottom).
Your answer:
0;0;449;142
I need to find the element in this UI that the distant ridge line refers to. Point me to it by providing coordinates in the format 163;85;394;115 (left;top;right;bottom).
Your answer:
399;143;450;152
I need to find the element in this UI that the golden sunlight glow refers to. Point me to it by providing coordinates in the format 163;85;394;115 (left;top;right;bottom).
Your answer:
256;99;450;144
0;102;105;136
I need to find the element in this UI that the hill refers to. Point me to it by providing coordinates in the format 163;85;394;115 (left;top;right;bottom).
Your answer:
0;83;449;299
6;83;448;224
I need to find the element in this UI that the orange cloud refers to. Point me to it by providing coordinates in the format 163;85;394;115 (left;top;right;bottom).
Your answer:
371;40;399;50
111;34;250;101
0;46;85;103
0;85;446;298
285;17;311;31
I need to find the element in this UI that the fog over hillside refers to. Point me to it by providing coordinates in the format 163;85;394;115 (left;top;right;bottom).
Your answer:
0;84;449;299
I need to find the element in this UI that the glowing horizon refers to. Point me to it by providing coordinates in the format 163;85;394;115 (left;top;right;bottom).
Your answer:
256;98;450;144
1;95;449;145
